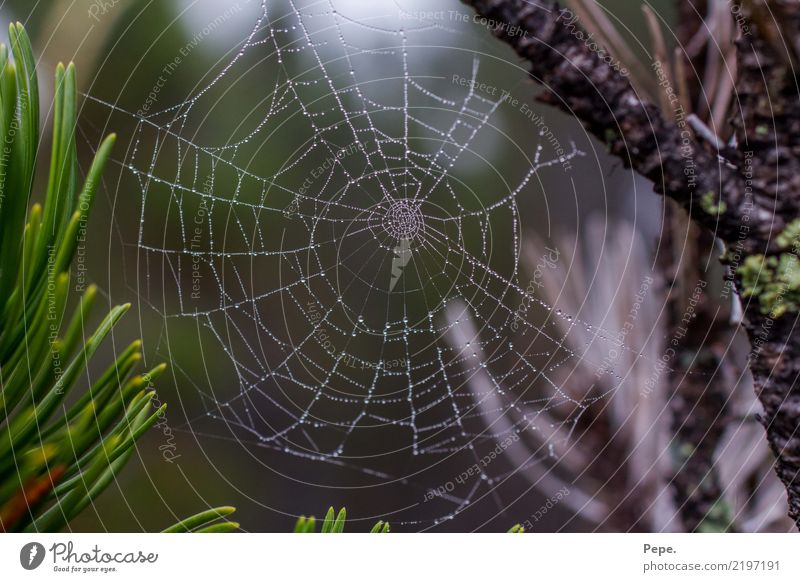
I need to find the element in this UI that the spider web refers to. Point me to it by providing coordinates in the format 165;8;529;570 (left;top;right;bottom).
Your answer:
91;0;628;527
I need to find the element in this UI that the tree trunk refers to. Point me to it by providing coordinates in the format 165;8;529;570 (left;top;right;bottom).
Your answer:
460;0;800;527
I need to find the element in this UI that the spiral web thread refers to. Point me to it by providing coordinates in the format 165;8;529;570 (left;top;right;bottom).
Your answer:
88;0;635;525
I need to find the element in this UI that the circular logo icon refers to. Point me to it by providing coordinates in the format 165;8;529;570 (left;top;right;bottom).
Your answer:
19;542;46;570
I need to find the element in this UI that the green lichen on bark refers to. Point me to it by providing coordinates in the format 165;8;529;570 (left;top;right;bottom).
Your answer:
775;218;800;250
736;219;800;316
700;190;727;216
738;253;800;317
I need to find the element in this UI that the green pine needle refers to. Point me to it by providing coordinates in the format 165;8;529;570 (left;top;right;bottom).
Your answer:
294;506;389;533
0;22;235;534
162;507;238;533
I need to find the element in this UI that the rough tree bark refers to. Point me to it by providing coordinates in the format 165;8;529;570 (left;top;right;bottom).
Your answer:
460;0;800;527
664;0;739;533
